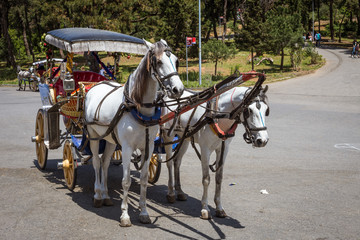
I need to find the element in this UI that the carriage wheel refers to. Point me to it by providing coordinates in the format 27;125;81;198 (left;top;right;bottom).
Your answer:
133;153;161;184
35;109;48;169
62;140;77;190
30;80;38;92
112;149;122;165
148;154;161;184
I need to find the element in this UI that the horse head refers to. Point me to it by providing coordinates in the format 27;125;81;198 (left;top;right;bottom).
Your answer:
242;85;269;147
143;39;184;99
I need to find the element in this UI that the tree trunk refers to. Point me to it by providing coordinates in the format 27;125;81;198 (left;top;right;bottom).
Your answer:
222;0;227;42
280;48;284;71
317;0;321;33
0;0;17;69
215;59;218;75
212;20;218;39
24;5;35;61
20;10;31;57
358;0;360;35
338;12;346;43
329;0;334;40
251;48;254;71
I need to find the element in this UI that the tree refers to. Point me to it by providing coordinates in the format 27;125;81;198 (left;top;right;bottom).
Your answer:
0;0;17;69
202;39;236;75
266;7;303;70
233;0;269;70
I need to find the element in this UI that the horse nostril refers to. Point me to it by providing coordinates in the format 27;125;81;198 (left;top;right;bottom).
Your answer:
172;87;179;95
256;139;263;146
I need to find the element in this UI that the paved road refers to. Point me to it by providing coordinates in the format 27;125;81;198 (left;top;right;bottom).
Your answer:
0;48;359;240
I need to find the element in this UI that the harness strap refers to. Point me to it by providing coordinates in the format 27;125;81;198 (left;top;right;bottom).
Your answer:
209;122;238;140
134;128;150;170
209;140;225;173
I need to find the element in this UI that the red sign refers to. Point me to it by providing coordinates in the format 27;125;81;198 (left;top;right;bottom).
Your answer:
186;37;196;47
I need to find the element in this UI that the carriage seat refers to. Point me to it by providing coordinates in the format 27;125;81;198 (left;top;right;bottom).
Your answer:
51;71;108;98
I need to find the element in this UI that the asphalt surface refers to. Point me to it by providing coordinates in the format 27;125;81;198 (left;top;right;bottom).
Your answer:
0;48;359;240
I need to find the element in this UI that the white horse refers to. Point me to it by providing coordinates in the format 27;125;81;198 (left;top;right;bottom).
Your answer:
162;86;269;219
17;66;34;91
84;39;184;227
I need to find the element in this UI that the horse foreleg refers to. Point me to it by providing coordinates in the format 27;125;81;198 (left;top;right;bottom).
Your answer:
120;147;132;227
214;143;230;218
89;139;102;208
139;150;151;224
174;140;189;201
101;142;116;206
165;143;176;203
200;149;212;219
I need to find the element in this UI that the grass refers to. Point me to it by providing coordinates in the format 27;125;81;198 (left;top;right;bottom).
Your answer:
1;48;325;88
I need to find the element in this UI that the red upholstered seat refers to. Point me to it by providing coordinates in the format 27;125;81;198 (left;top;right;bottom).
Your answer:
51;71;108;98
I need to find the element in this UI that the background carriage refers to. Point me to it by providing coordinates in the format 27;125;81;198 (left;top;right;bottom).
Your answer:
31;28;162;189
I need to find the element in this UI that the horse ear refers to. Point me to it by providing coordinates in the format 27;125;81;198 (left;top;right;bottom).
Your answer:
143;39;154;50
160;39;168;47
263;85;268;93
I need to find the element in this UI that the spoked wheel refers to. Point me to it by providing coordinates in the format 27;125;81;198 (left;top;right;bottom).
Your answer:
148;154;161;184
30;80;38;92
62;140;77;190
35;109;48;169
133;152;161;184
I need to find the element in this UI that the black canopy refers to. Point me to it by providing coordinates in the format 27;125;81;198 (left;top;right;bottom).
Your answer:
45;28;147;55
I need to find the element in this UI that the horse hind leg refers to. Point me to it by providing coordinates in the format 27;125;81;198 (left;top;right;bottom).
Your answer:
88;130;103;207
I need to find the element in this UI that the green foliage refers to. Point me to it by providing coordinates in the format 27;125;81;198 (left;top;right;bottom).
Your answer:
202;39;236;75
303;43;322;64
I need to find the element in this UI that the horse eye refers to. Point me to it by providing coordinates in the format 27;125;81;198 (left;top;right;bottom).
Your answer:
157;60;163;65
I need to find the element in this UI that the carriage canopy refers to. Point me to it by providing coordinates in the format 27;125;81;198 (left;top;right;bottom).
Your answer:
45;28;147;55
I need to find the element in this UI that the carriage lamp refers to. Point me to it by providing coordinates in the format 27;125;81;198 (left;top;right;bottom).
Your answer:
63;72;75;96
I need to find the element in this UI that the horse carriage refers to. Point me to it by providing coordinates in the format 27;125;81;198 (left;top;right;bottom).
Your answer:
31;28;165;190
31;27;270;226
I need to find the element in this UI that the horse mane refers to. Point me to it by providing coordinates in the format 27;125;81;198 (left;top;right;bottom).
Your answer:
130;41;167;107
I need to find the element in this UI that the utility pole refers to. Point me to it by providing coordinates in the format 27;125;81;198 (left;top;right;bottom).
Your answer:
312;0;314;42
199;0;202;85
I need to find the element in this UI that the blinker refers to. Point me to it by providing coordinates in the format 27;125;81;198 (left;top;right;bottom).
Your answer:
256;101;261;110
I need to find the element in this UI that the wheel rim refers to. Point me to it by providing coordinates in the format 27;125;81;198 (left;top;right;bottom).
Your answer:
35;111;47;169
63;140;76;190
148;154;161;184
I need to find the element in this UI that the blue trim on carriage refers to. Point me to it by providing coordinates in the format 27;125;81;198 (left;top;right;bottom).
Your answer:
153;135;179;154
130;107;162;125
71;133;106;155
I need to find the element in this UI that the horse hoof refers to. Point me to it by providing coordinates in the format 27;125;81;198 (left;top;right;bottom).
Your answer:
177;193;188;201
103;198;114;206
200;209;211;220
120;218;132;227
139;215;151;224
166;194;176;203
93;199;103;208
216;209;227;218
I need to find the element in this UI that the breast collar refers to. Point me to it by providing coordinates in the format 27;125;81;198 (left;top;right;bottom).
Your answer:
130;107;162;127
209;121;238;140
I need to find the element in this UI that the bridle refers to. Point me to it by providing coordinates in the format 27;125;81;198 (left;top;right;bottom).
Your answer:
149;47;180;92
228;80;270;145
241;97;269;144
